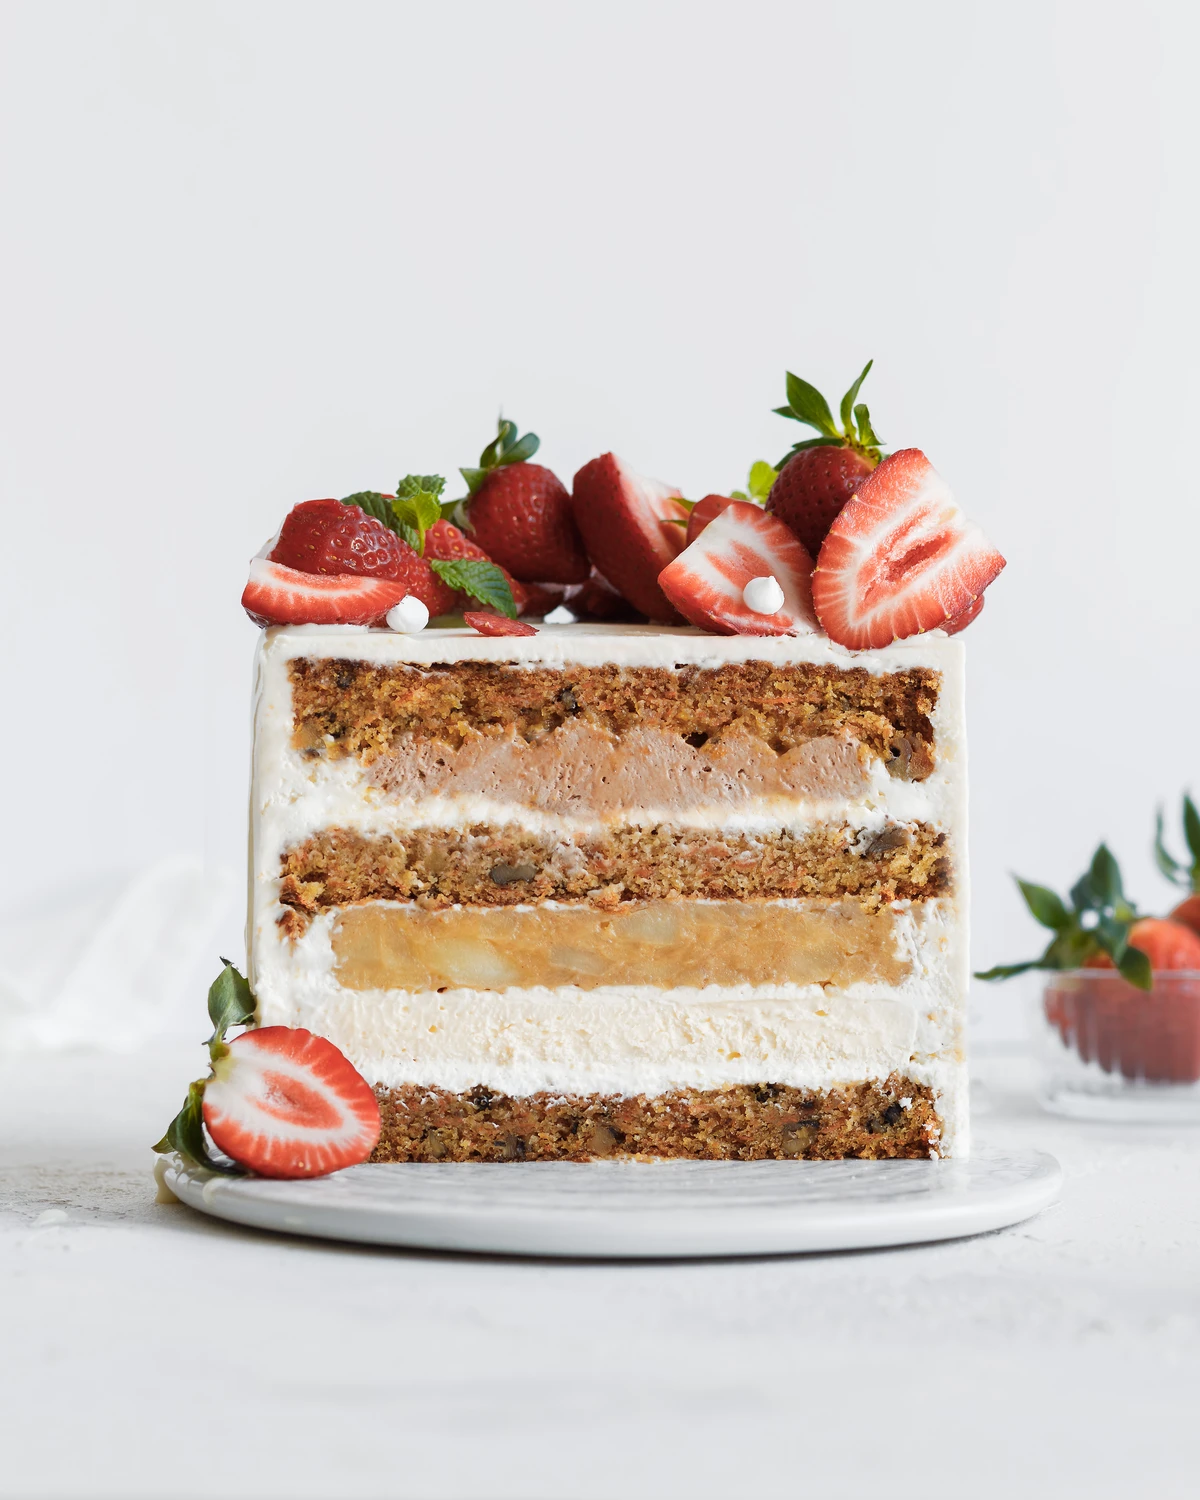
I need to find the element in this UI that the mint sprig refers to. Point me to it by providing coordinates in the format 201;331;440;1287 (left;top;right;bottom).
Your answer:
342;477;446;555
731;460;779;503
153;960;257;1173
1155;793;1200;893
461;417;540;498
430;557;517;618
773;360;883;471
975;844;1152;990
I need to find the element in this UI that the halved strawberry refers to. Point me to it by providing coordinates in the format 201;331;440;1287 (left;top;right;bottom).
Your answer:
658;501;818;636
571;454;688;622
563;569;645;622
424;519;528;615
943;594;985;635
812;449;1005;649
241;557;408;627
464;610;538;637
686;494;735;544
202;1026;381;1179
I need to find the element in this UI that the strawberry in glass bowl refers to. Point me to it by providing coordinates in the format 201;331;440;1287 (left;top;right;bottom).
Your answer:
978;843;1200;1121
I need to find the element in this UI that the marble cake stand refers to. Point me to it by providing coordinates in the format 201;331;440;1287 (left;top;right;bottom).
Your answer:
163;1148;1061;1258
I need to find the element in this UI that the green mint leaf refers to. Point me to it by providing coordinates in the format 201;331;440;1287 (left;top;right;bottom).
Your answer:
854;403;883;450
430;558;517;618
397;520;421;552
838;360;873;435
1184;793;1200;871
746;461;778;502
1017;879;1071;931
397;474;446;502
206;961;255;1051
342;491;397;531
1117;945;1153;991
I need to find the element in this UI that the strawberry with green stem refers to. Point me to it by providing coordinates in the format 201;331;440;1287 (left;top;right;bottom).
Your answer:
458;418;589;584
1155;793;1200;937
976;844;1156;989
766;361;882;558
154;960;380;1179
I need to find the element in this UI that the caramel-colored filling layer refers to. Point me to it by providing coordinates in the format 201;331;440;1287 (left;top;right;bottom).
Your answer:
372;1074;941;1161
280;821;949;931
331;898;911;992
290;659;939;780
367;723;874;814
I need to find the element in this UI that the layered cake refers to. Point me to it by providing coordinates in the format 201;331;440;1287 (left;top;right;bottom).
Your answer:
156;373;1004;1179
248;623;968;1160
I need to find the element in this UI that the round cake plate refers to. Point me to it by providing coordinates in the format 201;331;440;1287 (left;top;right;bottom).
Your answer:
164;1148;1061;1259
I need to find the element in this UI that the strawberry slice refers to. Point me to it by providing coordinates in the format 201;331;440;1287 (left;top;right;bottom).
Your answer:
686;494;736;544
571;453;688;621
657;501;818;636
241;557;408;627
812;449;1005;649
202;1026;380;1178
464;610;538;637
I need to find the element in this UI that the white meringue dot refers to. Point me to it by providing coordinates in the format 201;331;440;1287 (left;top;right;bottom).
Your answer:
386;596;430;634
742;575;785;615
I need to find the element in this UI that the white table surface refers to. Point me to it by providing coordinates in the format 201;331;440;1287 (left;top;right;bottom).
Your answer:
2;1043;1198;1500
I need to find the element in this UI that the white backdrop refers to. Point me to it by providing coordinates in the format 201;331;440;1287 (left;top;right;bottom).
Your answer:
2;1;1197;1036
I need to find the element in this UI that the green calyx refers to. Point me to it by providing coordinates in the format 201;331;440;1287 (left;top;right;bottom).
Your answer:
1154;793;1200;894
342;479;516;618
152;960;257;1174
975;844;1152;991
731;460;779;503
773;360;883;472
460;416;540;499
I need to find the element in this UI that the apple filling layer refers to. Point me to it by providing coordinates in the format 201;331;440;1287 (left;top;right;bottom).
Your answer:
331;897;914;993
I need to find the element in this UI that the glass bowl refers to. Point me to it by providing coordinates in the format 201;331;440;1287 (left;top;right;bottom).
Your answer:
1037;969;1200;1122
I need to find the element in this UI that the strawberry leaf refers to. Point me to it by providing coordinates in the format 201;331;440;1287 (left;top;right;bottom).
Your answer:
1118;946;1153;990
206;960;255;1058
783;373;839;437
1154;808;1187;886
1017;879;1070;931
466;418;541;496
503;431;539;465
838;360;873;434
1184;793;1200;870
430;558;517;618
153;962;257;1173
854;403;883;450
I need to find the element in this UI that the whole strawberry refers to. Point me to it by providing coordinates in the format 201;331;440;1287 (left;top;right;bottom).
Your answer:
425;519;529;615
459;418;589;584
765;361;882;558
270;497;457;616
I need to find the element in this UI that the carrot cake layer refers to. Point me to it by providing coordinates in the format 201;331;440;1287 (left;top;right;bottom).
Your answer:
278;821;949;928
290;657;940;779
372;1074;941;1162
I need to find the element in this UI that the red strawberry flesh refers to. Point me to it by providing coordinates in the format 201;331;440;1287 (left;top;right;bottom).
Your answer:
241;557;408;627
425;519;528;615
202;1026;380;1178
271;498;409;579
812;449;1005;649
657;501;818;637
686;494;735;545
571;453;688;621
464;611;538;637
